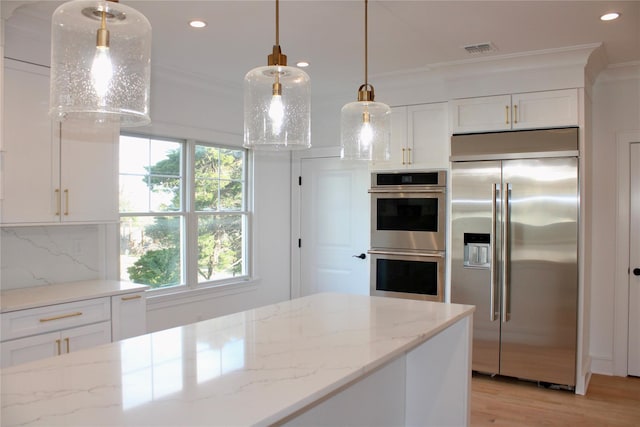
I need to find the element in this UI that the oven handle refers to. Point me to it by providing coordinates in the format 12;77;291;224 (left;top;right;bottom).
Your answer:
367;250;445;258
368;188;445;194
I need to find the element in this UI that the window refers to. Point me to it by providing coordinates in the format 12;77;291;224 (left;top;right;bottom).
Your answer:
119;135;248;291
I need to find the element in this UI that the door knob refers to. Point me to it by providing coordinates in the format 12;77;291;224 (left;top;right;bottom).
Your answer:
352;253;366;260
633;268;640;276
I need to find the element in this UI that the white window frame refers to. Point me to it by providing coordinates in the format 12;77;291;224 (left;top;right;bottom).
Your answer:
119;134;251;296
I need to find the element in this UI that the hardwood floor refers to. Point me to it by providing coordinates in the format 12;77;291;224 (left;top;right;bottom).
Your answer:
471;373;640;426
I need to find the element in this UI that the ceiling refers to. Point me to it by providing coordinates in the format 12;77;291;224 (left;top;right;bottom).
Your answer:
3;1;640;103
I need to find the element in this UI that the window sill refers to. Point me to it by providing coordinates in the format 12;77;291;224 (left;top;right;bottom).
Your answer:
145;277;261;310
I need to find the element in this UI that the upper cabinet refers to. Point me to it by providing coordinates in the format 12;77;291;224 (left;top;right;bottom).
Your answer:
449;89;578;134
373;102;449;170
1;60;118;225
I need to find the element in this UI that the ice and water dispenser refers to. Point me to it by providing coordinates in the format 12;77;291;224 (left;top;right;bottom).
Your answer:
463;233;491;268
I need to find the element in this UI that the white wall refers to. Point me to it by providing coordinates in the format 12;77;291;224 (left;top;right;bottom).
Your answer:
589;63;640;374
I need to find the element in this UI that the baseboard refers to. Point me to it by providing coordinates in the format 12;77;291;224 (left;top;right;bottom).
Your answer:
590;355;613;375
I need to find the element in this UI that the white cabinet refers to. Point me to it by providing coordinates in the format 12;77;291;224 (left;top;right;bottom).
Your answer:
111;292;147;341
1;322;111;368
449;89;578;134
0;282;147;368
1;59;118;225
374;102;449;170
0;298;112;368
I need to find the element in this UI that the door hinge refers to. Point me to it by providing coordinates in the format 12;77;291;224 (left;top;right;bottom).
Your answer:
298;176;302;186
298;238;302;248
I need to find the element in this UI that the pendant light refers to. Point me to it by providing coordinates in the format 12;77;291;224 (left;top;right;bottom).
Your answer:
341;0;390;161
50;0;151;127
244;0;311;150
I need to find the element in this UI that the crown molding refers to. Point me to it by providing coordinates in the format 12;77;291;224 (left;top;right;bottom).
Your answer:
375;43;603;84
595;61;640;83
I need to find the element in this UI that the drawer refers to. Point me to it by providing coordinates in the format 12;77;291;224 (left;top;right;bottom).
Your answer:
1;297;111;341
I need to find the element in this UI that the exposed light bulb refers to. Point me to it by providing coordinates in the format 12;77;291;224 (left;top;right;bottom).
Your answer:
269;79;284;135
359;121;373;148
359;110;373;148
91;46;113;99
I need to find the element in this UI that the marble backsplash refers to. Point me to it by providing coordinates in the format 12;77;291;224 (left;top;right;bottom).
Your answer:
0;225;105;290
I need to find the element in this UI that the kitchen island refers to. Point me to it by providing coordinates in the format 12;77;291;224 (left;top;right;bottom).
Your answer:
1;293;474;426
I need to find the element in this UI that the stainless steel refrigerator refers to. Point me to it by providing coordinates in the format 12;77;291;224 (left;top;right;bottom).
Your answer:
450;128;578;387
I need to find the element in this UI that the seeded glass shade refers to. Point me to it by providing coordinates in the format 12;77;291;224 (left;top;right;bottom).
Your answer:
341;101;391;161
244;65;311;150
50;0;151;127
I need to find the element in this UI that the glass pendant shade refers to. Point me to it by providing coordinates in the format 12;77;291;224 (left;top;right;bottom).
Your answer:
341;100;391;161
50;0;151;127
244;65;311;150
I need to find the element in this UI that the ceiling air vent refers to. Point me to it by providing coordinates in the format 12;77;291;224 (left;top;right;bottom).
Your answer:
463;42;497;54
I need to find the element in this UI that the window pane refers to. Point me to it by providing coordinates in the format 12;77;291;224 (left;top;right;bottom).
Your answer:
219;148;243;180
120;136;182;213
120;135;150;174
194;145;219;179
149;176;181;212
219;180;243;211
197;214;245;283
120;174;150;213
195;178;220;211
120;216;183;289
149;141;181;176
194;145;244;212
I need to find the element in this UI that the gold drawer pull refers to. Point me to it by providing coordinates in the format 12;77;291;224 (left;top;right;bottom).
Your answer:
55;189;61;216
121;295;142;301
64;189;69;216
39;312;83;322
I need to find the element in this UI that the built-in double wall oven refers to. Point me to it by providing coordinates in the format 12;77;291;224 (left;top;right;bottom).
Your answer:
368;170;447;302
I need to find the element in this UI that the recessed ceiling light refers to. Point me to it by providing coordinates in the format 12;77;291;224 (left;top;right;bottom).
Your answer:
600;12;620;21
296;61;310;68
189;20;207;28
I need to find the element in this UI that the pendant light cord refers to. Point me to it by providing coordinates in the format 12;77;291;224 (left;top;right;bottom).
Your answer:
364;0;368;87
275;0;280;47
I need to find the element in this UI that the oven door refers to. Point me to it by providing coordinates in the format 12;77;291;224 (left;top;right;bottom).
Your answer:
369;250;444;302
370;189;446;251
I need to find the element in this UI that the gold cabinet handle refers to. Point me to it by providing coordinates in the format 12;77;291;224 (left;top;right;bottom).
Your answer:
121;294;142;301
401;147;406;165
56;339;61;355
65;337;70;353
55;189;61;216
64;189;69;216
513;104;518;124
407;147;412;165
505;105;510;125
39;312;83;322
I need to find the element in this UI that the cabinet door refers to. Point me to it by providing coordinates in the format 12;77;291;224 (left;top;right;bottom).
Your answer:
449;95;511;134
407;103;449;169
1;60;57;224
511;89;578;130
371;106;408;170
111;292;147;341
61;322;112;353
60;119;119;223
0;331;60;368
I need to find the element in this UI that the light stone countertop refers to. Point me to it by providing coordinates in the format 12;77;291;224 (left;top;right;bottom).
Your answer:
0;292;474;426
0;280;149;313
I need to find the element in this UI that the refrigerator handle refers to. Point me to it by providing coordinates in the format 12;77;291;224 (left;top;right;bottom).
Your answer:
490;183;499;322
502;182;512;323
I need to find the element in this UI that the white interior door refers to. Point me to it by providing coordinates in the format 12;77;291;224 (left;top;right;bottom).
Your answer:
629;142;640;377
299;157;370;296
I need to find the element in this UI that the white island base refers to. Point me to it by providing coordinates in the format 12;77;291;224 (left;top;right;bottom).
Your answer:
283;315;472;426
1;293;474;426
